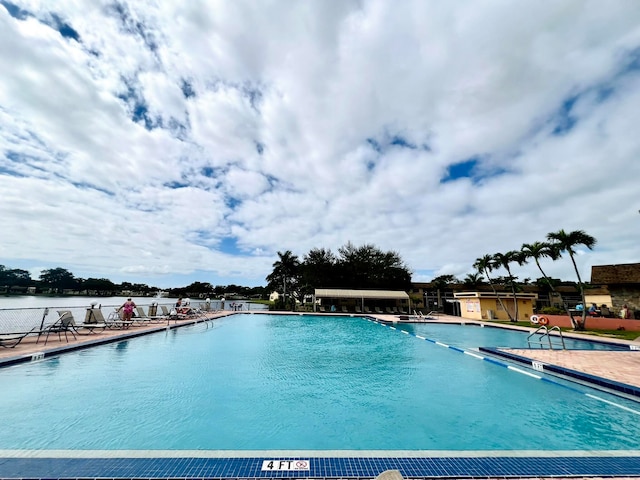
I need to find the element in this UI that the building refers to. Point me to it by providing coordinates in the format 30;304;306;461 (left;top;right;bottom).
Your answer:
590;262;640;317
453;291;538;321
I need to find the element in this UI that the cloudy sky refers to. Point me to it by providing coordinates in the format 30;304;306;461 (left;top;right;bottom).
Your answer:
1;0;639;289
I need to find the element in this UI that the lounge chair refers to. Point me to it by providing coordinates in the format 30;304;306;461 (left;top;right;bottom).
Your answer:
364;306;372;314
161;305;181;322
60;310;107;335
385;307;395;314
38;311;78;345
375;307;383;314
398;307;407;315
104;308;134;329
355;306;362;313
0;327;38;348
135;306;165;324
342;306;349;313
318;306;326;312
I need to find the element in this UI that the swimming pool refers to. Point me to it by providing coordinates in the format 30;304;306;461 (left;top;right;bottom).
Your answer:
0;314;638;451
403;321;631;350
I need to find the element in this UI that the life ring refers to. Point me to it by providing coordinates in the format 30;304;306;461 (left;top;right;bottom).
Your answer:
530;315;539;324
538;316;549;326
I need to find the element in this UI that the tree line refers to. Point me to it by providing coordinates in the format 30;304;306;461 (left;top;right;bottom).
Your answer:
265;242;412;310
0;266;266;299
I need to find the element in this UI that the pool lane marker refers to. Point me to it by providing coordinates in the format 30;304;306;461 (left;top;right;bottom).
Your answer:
367;318;640;415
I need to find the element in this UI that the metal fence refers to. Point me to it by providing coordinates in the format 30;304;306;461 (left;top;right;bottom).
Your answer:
0;300;265;334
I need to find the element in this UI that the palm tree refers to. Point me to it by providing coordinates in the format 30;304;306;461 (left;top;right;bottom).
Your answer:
521;241;568;315
473;255;511;320
463;272;484;288
492;251;525;322
266;250;300;310
546;230;597;330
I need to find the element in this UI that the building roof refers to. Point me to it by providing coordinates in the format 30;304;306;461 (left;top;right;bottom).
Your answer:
314;289;409;299
591;263;640;285
454;291;538;299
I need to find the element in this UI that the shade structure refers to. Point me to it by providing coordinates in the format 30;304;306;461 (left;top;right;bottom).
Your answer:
313;289;410;313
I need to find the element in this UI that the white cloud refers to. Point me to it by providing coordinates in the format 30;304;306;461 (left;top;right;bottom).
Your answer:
1;0;639;288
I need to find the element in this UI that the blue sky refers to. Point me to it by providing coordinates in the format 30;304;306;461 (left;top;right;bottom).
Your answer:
1;0;639;289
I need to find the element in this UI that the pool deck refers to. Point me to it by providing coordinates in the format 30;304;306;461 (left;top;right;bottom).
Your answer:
1;311;640;480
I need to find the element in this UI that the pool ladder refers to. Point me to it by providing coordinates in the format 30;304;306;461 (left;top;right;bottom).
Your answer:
527;325;566;350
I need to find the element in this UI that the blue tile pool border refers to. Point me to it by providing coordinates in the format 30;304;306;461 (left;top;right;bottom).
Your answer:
1;453;640;479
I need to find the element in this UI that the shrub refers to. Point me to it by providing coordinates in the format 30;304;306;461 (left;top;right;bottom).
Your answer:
538;306;565;315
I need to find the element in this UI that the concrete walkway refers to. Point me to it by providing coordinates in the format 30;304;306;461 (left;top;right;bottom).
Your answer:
0;311;229;363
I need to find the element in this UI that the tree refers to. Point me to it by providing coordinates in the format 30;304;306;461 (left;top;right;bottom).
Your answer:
184;281;214;295
81;277;117;294
546;229;597;330
266;250;301;310
430;274;458;312
39;268;76;293
521;241;571;315
300;248;337;295
0;266;33;287
463;272;484;288
336;242;411;290
473;255;511;320
492;250;526;322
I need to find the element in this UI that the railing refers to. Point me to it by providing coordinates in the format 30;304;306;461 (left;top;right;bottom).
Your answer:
0;300;263;334
527;325;566;350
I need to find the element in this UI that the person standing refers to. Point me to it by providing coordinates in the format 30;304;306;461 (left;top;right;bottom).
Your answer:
119;298;136;323
620;304;631;319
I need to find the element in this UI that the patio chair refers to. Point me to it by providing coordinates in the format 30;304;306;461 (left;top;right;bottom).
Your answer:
375;307;383;314
147;305;168;322
60;310;107;335
161;305;181;322
342;306;349;313
38;311;78;345
355;306;362;313
135;306;164;324
0;327;38;348
104;308;134;329
385;307;395;314
364;306;372;314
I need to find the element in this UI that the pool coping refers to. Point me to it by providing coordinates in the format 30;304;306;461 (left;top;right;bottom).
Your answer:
481;347;640;399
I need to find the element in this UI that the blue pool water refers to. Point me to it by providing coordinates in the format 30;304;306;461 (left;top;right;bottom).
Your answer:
404;322;630;350
0;314;638;451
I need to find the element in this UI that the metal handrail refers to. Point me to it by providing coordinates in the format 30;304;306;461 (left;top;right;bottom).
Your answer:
527;325;566;350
